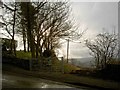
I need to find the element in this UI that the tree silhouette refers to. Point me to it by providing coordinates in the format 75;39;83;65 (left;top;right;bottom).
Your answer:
85;32;118;69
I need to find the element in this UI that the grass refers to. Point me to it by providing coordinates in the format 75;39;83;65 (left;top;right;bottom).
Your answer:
16;51;31;59
50;57;80;73
64;62;80;73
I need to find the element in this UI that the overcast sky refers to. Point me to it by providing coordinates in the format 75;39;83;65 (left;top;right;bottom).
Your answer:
58;2;118;58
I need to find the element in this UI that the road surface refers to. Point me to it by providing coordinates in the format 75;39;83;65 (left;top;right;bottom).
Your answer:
2;73;93;89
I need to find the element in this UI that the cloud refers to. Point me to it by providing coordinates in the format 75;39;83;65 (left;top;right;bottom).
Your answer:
60;2;118;58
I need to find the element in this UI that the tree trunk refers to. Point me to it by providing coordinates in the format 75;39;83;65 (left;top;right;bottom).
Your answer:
47;37;50;50
30;36;35;58
27;2;35;58
10;39;13;53
27;37;30;52
50;38;53;50
12;3;16;56
36;36;39;58
23;29;26;52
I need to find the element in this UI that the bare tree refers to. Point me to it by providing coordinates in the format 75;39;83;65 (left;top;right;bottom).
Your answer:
85;32;118;69
2;2;19;56
3;1;85;59
34;2;74;58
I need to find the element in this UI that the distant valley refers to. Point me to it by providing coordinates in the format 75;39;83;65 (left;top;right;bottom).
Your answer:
69;57;94;68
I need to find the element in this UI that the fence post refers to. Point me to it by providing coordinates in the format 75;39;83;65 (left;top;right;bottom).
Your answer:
29;58;32;71
61;57;64;74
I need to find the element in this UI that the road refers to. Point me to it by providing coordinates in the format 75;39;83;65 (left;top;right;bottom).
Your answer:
2;73;92;89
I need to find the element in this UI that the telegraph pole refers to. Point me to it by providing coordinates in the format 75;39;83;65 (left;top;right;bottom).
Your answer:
118;2;120;59
66;39;69;63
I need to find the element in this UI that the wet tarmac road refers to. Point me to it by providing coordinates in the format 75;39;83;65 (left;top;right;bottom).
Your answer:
2;73;89;89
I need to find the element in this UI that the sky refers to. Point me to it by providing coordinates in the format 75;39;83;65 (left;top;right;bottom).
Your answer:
58;2;118;58
0;1;118;59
